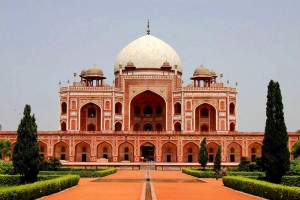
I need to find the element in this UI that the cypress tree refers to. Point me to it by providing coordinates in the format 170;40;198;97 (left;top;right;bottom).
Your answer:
214;146;221;171
13;105;40;184
199;137;208;170
262;80;290;183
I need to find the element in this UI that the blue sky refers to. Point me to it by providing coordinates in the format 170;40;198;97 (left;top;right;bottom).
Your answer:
0;0;299;131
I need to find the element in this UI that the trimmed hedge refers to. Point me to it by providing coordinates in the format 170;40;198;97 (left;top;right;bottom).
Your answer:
226;171;264;177
182;168;215;178
0;175;60;186
39;168;117;178
223;176;300;200
0;175;79;200
182;168;264;178
281;176;300;187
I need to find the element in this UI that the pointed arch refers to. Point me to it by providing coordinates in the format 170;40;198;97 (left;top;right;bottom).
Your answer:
183;142;199;163
118;142;134;162
75;141;91;162
61;121;66;131
130;90;166;131
207;142;219;162
61;102;67;115
174;102;181;115
230;122;235;132
115;102;122;115
140;142;156;162
248;142;262;161
97;142;113;162
39;141;47;160
174;122;181;132
227;142;242;162
80;102;101;131
115;121;122;131
54;141;69;161
195;103;216;131
162;142;177;162
229;102;235;115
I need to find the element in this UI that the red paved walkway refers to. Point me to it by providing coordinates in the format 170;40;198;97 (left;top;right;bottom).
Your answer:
42;170;261;200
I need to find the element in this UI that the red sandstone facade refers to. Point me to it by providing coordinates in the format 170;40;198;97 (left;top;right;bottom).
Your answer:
1;33;299;164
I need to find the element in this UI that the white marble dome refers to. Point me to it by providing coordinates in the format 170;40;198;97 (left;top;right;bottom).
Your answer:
114;35;182;73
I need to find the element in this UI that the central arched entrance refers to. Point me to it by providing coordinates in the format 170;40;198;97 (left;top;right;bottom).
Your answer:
80;103;101;131
195;103;216;132
141;143;155;162
130;90;166;131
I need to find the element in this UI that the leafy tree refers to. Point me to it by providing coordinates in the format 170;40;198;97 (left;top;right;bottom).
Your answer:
12;105;40;184
261;80;290;183
289;158;300;175
0;140;12;158
291;141;300;158
0;160;14;175
213;146;221;171
199;137;208;170
238;156;250;171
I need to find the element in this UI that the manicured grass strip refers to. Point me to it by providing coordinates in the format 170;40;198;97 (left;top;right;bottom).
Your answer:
0;175;79;200
39;168;117;177
223;176;300;200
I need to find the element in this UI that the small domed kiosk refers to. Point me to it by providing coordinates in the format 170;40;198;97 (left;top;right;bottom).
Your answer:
80;65;106;86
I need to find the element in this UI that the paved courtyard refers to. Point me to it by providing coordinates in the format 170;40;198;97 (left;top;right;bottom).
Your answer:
42;170;261;200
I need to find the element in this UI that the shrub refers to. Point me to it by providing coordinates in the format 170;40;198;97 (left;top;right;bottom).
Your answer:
223;176;300;200
0;175;79;199
40;157;62;171
39;168;117;178
288;158;300;175
0;161;14;175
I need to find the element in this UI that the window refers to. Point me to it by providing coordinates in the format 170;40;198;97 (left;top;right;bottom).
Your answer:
115;102;122;114
144;106;153;116
201;108;209;118
201;124;209;132
61;102;67;114
144;123;153;131
174;103;181;114
156;123;162;131
61;122;66;131
87;124;95;131
229;103;235;115
88;107;96;118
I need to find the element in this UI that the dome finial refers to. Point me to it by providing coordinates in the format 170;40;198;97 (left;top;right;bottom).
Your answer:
146;20;150;35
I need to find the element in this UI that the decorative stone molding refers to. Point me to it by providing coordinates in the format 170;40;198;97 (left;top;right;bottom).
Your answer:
129;85;167;101
194;99;217;108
